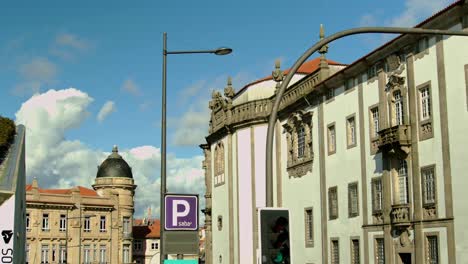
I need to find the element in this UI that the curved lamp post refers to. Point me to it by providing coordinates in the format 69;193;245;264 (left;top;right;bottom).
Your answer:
161;32;232;264
265;27;468;207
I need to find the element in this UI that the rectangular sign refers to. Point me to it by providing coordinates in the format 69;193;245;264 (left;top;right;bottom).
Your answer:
165;194;198;231
163;231;199;254
0;194;15;263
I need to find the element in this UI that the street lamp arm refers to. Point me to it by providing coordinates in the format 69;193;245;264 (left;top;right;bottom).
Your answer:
265;26;468;207
166;48;230;55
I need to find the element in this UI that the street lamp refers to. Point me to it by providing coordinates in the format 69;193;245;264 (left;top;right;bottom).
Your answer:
65;213;96;264
161;32;232;264
265;27;468;207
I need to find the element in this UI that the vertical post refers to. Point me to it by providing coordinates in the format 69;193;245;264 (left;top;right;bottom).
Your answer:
65;209;68;264
160;32;167;264
78;205;82;264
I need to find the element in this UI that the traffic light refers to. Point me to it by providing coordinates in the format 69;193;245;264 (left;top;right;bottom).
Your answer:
259;208;291;264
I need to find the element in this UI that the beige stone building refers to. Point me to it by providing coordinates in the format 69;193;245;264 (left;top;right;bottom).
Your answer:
25;146;136;264
201;1;468;263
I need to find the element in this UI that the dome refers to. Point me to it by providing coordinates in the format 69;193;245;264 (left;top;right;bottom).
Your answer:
96;145;133;179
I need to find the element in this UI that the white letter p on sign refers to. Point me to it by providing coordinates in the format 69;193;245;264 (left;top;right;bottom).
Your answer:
172;200;190;226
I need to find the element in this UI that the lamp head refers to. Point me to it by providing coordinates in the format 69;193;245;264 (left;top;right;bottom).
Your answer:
214;47;232;56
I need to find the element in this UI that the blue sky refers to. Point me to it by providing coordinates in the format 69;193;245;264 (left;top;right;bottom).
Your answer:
0;0;453;218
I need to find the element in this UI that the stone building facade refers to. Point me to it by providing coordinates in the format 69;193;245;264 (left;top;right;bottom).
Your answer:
25;146;136;264
201;1;468;263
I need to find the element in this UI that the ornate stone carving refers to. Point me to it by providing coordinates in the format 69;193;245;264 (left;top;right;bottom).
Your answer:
373;213;383;224
421;122;432;135
391;204;411;226
423;205;437;219
272;59;285;94
378;125;411;154
386;74;405;92
386;54;401;72
209;91;226;112
283;110;314;178
223;76;235;99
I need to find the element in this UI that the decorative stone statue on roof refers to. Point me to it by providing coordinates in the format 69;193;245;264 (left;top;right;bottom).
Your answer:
209;90;226;111
224;76;235;99
272;59;285;94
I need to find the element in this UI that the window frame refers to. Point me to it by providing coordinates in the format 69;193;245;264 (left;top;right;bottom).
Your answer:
416;81;434;140
374;236;385;264
394;90;404;126
100;215;106;232
398;159;409;204
348;182;359;218
421;165;437;208
123;244;131;263
328;186;338;220
425;232;440;264
83;216;91;232
304;207;314;247
330;238;340;264
42;213;50;231
123;216;131;235
346;114;357;149
151;242;159;250
99;245;107;264
371;177;383;214
26;212;31;231
41;244;49;263
327;123;336;155
350;237;360;264
59;214;67;232
213;142;225;187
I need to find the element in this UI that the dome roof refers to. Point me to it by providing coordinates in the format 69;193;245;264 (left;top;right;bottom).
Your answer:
96;145;133;179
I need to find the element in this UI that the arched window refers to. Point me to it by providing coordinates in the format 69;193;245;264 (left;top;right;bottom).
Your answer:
214;142;225;186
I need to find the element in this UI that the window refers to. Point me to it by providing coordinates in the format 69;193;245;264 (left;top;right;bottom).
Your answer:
331;239;339;264
372;178;383;213
304;208;313;247
345;77;358;91
26;213;31;231
348;183;359;217
283;111;314;178
371;107;380;137
416;37;429;54
134;240;142;251
214;142;225;186
84;216;91;232
422;166;436;205
41;244;49;264
52;244;56;262
326;88;335;100
99;245;107;264
398;160;409;204
420;87;431;120
347;116;356;148
59;214;66;232
42;213;49;231
26;244;30;264
394;91;404;125
151;242;159;250
297;126;306;158
368;65;377;79
123;216;131;235
329;187;338;220
375;238;385;264
427;235;439;264
100;216;106;232
83;245;91;264
351;239;360;264
59;246;66;264
328;124;336;154
123;244;130;263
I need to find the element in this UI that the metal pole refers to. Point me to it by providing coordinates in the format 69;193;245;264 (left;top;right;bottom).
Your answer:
78;205;81;264
160;32;167;264
265;27;468;207
65;210;68;264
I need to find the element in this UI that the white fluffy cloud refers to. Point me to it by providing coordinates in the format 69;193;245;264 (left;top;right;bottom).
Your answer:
97;101;116;123
15;88;206;220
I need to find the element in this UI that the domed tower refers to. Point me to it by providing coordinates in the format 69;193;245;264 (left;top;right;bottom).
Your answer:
93;145;137;263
